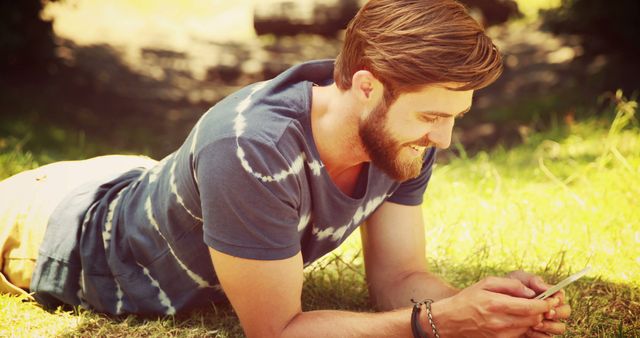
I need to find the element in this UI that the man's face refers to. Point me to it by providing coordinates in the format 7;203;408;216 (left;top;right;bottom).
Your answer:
359;84;474;181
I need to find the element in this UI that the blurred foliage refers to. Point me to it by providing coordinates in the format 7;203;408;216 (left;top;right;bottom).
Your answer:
460;0;521;26
515;0;561;20
0;0;59;73
253;0;360;37
541;0;640;55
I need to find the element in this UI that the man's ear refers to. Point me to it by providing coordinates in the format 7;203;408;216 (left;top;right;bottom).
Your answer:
351;70;384;103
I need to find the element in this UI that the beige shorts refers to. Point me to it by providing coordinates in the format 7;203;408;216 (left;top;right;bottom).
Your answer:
0;155;157;298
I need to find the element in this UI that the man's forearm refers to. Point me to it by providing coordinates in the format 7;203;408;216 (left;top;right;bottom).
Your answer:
372;271;459;311
280;272;457;338
281;307;418;338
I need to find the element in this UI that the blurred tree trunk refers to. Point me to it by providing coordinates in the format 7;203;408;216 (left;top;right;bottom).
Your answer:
0;0;58;75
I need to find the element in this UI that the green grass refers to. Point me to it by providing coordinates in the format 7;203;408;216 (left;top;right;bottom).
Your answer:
1;93;639;337
0;116;144;179
419;93;640;336
425;93;639;285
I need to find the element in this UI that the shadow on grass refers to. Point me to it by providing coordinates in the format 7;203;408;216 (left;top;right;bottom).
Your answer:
32;252;639;338
0;40;217;159
0;35;342;161
5;19;637;164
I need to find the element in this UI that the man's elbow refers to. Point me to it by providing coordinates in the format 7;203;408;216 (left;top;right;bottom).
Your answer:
242;313;299;338
367;280;404;312
277;312;306;338
367;269;424;311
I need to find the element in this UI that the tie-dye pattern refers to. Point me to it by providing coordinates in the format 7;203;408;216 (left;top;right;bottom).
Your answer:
30;60;435;316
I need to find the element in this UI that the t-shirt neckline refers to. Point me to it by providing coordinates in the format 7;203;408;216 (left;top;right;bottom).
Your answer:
301;80;373;204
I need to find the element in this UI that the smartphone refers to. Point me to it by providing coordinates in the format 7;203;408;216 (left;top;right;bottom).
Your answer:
534;266;591;300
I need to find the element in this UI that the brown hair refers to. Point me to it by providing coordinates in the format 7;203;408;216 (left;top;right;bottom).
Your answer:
334;0;503;103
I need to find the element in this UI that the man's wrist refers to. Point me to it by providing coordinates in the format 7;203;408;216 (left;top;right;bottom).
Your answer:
410;298;446;338
427;299;452;338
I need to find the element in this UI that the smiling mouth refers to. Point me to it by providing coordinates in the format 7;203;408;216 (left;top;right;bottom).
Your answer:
409;144;427;153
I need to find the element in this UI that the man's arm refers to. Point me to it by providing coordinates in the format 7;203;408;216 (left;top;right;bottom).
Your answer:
210;246;551;338
360;201;458;310
209;248;417;338
359;201;569;337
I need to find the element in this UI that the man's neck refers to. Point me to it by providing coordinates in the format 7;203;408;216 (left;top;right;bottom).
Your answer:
310;83;369;180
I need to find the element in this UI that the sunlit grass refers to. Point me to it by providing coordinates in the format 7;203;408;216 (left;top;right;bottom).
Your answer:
1;93;638;336
421;92;639;286
334;92;640;337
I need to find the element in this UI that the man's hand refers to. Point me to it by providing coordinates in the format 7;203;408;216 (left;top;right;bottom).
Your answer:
507;270;572;337
431;277;553;338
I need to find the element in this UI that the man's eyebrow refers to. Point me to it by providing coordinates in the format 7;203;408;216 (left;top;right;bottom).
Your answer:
418;105;471;118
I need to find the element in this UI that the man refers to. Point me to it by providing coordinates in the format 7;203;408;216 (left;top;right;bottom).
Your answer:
0;0;571;337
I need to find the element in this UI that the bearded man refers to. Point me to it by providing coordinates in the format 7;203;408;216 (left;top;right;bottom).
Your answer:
1;0;570;337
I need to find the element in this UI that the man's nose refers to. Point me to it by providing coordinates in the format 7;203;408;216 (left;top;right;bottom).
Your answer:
429;120;454;149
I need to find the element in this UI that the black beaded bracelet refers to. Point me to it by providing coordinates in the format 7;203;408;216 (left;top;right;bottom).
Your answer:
410;298;440;338
411;299;429;338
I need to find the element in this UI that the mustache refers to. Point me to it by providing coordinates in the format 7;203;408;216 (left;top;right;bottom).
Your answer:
405;135;433;148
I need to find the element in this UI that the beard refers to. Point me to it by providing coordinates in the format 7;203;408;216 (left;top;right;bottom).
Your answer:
358;100;425;182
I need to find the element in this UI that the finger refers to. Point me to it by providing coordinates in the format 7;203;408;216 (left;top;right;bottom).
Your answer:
544;308;555;320
533;320;567;335
496;313;544;330
525;328;552;338
553;289;566;304
543;290;566;307
530;276;553;294
552;304;571;320
481;276;537;298
543;297;560;319
487;293;551;316
500;328;532;338
507;270;544;293
506;270;531;282
507;271;554;295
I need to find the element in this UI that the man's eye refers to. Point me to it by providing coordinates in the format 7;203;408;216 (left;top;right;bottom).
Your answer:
421;116;438;123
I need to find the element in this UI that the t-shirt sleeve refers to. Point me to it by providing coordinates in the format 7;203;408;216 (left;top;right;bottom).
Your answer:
386;147;437;206
196;137;302;260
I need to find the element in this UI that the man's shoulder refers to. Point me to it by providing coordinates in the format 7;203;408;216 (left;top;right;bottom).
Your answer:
190;60;334;173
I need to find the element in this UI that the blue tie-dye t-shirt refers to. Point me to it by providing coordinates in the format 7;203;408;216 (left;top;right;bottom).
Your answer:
30;60;436;315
